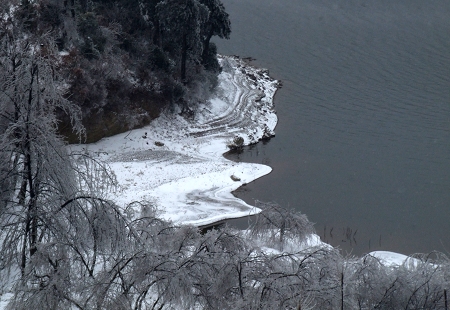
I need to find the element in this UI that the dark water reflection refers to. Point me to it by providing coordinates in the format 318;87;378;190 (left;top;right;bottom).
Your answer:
217;0;450;255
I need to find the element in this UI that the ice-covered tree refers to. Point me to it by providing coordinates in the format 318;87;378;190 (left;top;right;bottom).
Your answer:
0;15;81;274
0;10;129;308
248;201;315;252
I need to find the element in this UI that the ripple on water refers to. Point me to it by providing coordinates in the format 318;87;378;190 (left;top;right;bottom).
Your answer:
217;0;450;255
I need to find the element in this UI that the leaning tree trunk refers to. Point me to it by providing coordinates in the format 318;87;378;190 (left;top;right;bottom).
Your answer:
201;30;213;64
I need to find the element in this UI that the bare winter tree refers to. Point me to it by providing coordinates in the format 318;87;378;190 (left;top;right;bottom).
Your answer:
248;201;315;252
0;7;130;309
0;11;79;273
125;219;249;310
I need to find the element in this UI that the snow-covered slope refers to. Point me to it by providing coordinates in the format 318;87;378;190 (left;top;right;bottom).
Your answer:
70;55;279;227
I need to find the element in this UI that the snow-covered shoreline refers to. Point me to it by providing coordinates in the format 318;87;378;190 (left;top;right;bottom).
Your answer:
70;55;280;227
69;55;410;264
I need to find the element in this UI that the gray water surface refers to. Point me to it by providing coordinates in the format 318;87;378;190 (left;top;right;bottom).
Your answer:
216;0;450;255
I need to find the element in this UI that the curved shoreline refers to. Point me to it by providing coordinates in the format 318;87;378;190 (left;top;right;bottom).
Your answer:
68;56;413;266
70;55;281;227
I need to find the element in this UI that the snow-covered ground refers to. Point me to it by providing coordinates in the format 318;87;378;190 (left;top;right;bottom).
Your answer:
69;55;411;264
368;251;422;267
70;55;279;227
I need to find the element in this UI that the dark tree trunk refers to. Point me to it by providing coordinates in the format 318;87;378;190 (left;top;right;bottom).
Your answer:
201;31;213;63
445;289;448;310
180;32;187;83
20;218;30;276
340;271;344;310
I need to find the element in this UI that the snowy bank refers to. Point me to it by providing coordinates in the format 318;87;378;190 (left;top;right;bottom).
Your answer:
368;251;423;267
67;56;412;266
70;55;279;227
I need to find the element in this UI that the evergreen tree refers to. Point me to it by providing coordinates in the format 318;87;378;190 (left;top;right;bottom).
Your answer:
199;0;231;71
157;0;209;83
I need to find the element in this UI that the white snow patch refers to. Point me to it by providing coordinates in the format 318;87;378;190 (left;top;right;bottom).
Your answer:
368;251;422;267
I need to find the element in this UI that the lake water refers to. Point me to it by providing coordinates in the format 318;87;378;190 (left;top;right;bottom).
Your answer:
215;0;450;255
